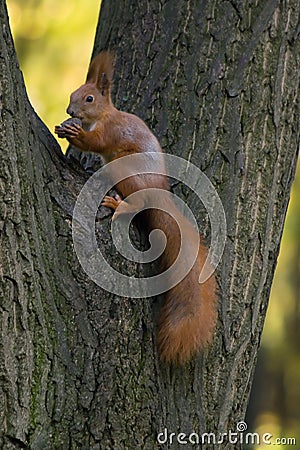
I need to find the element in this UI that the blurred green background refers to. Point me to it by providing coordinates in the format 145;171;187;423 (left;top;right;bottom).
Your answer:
6;1;300;447
6;0;100;152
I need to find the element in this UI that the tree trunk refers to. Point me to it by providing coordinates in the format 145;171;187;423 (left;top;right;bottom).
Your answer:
1;1;299;449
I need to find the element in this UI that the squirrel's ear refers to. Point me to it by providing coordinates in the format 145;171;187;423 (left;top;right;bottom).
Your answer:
99;73;109;96
86;51;115;95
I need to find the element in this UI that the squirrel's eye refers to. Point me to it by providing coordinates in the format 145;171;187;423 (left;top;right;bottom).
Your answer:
86;95;94;103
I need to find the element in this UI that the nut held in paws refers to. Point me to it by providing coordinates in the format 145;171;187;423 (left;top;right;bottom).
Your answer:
60;117;82;128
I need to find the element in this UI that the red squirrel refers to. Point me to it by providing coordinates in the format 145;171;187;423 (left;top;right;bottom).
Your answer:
55;52;217;364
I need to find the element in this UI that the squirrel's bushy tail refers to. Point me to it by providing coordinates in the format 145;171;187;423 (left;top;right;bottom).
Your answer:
152;209;217;364
157;246;217;364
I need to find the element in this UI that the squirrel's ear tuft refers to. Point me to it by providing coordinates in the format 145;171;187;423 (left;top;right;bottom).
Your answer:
86;51;115;95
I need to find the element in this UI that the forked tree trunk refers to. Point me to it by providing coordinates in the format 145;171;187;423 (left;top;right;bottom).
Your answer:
0;1;299;449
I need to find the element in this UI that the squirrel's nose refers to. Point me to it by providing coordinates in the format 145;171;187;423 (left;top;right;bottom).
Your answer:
67;106;74;117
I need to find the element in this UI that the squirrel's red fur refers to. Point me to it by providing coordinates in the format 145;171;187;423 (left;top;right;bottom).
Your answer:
55;52;217;364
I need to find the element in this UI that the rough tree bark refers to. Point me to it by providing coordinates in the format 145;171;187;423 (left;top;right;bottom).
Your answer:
0;1;299;449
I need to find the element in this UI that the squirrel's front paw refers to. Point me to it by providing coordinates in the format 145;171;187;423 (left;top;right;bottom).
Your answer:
54;125;65;138
55;117;83;139
61;123;84;138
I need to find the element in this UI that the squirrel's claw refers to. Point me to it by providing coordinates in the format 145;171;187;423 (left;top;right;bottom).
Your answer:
61;123;83;137
54;123;82;138
54;125;68;138
101;194;122;211
101;194;125;221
